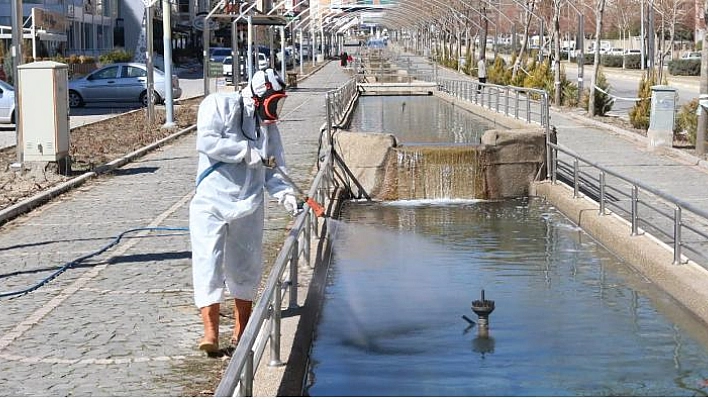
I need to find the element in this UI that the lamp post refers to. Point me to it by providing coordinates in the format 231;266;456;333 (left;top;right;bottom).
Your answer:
145;0;156;125
10;0;23;167
564;0;584;105
162;0;175;129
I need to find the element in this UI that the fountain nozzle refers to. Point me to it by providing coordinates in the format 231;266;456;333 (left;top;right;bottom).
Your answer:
471;289;495;337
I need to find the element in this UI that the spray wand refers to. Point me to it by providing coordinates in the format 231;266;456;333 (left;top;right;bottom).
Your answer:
263;157;326;218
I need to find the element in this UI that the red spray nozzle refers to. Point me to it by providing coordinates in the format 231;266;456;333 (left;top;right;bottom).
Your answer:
305;197;326;218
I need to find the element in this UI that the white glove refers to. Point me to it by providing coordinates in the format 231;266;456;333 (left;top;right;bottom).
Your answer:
245;146;263;166
281;194;300;216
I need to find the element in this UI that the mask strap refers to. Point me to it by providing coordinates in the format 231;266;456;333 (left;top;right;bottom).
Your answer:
239;96;259;141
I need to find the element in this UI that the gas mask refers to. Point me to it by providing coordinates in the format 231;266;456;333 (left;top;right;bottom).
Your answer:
251;70;287;123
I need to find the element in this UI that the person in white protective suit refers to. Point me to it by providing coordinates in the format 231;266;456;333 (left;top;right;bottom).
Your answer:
189;68;299;355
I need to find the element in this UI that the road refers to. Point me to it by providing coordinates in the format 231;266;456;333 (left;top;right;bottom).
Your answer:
0;72;205;151
562;62;699;118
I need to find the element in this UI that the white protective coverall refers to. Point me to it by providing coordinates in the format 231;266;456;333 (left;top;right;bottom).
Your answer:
189;70;296;309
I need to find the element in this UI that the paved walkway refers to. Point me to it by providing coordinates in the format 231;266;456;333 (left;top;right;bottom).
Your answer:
1;51;708;396
0;61;350;396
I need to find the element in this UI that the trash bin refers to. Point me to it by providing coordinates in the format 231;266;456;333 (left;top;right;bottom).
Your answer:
286;72;298;88
647;85;677;148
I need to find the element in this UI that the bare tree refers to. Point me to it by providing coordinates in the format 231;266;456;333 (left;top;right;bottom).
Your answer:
654;0;689;81
588;0;607;116
606;0;638;51
697;0;708;155
513;0;537;79
552;0;562;104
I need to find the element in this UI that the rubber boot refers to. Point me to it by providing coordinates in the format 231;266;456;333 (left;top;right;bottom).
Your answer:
232;298;253;346
198;303;220;353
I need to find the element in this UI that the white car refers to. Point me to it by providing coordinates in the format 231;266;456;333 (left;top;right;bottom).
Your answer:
681;51;701;60
0;79;15;124
607;48;624;55
222;53;268;80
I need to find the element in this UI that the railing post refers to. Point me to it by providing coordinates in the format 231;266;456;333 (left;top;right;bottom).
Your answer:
289;240;299;309
551;144;557;184
515;91;520;119
673;206;682;264
495;87;500;112
599;172;606;215
241;350;254;396
573;159;580;198
269;284;284;367
304;212;311;266
526;94;531;123
631;186;639;236
505;86;510;116
325;92;333;147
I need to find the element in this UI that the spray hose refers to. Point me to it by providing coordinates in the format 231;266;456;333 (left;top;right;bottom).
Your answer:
2;160;325;299
0;227;188;300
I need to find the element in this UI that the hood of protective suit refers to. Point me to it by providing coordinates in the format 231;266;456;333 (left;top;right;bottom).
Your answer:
240;68;285;118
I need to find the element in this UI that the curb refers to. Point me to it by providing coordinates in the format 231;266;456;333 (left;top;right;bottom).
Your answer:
0;124;197;226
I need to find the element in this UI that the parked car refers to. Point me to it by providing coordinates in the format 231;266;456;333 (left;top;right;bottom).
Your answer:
607;48;624;55
222;53;268;80
209;47;232;63
276;48;296;68
681;51;701;60
0;79;15;124
68;62;182;108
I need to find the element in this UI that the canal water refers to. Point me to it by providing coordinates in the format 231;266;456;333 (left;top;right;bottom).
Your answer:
305;95;708;396
306;198;708;396
347;95;494;144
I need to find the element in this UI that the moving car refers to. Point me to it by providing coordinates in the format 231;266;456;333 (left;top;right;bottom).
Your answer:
68;63;182;108
0;79;15;124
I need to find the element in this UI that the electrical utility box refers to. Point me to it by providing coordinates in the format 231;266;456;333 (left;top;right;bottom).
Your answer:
18;61;70;162
647;85;677;149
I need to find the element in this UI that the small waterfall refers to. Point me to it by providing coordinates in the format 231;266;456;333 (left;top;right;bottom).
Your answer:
382;146;484;200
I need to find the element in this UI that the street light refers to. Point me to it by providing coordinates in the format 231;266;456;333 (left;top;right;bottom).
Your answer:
10;0;23;168
162;0;176;129
564;0;584;105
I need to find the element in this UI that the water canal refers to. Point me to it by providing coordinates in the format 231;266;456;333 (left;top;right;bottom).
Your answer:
348;95;494;144
304;95;708;396
306;198;708;396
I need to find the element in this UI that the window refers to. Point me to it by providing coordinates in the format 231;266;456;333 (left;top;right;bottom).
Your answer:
122;66;146;78
178;0;189;13
92;66;119;79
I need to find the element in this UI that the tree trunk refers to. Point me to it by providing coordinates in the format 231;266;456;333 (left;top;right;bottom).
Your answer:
588;0;607;117
513;7;534;79
553;0;562;105
697;1;708;156
480;7;488;61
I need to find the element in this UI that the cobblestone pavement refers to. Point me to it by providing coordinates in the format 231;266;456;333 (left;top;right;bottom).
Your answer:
0;60;351;396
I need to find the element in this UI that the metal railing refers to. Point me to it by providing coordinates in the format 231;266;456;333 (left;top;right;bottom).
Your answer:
436;78;549;129
214;150;335;397
326;78;358;129
214;78;358;398
550;142;708;267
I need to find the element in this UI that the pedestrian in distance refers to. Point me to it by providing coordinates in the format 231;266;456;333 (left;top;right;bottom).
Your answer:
189;68;300;356
477;56;487;93
341;51;348;68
